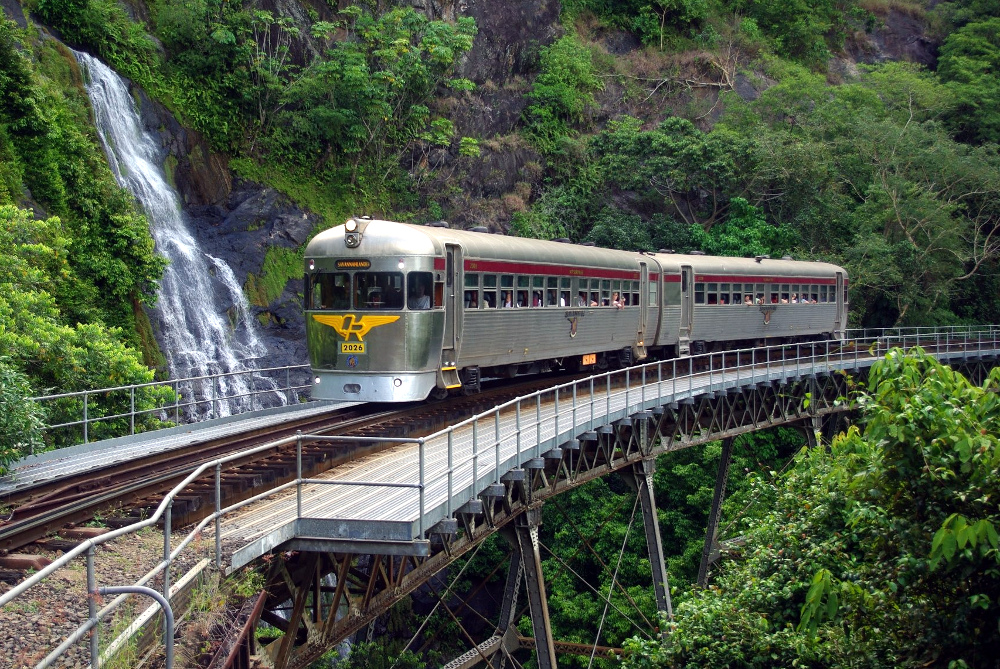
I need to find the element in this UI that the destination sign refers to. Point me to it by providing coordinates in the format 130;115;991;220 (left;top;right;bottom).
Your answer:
336;259;372;269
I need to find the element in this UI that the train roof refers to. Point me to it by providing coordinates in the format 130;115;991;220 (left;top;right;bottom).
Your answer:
306;219;846;279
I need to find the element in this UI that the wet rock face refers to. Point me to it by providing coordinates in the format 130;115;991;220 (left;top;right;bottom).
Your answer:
136;90;314;371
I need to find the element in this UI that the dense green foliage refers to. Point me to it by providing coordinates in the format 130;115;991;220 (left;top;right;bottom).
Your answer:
523;429;803;667
517;61;1000;327
619;350;1000;667
0;19;171;468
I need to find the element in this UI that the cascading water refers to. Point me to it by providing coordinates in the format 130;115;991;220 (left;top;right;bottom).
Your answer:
75;51;283;418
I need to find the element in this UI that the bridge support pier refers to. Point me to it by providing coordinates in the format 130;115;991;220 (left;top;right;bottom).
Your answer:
507;505;557;669
697;437;734;588
623;458;672;622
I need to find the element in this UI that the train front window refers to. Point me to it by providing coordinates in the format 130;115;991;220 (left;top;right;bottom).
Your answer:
310;272;351;310
354;271;404;310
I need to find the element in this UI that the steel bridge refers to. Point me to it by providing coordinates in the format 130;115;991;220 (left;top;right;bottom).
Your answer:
4;326;1000;669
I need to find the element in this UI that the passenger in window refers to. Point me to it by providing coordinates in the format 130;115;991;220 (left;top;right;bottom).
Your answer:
612;292;623;309
408;283;431;309
465;291;478;308
719;295;728;304
502;291;514;308
744;295;753;305
577;292;587;307
790;293;798;304
533;291;543;307
484;293;496;308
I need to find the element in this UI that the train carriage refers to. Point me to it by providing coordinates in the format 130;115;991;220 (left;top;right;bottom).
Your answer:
304;218;848;402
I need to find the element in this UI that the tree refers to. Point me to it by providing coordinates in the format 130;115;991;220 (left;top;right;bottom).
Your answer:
938;18;1000;144
592;116;755;230
524;35;604;154
0;359;45;473
267;7;476;188
619;350;1000;668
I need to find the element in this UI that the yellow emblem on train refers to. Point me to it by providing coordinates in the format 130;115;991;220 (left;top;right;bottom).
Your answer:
312;314;400;341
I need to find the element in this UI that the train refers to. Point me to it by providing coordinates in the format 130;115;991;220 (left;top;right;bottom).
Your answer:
304;217;848;402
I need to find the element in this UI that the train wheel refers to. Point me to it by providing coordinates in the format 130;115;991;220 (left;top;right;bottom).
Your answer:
430;387;449;401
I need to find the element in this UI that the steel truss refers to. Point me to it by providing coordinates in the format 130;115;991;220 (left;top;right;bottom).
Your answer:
228;369;862;669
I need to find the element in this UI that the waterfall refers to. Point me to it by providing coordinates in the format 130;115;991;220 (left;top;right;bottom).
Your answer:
75;51;283;418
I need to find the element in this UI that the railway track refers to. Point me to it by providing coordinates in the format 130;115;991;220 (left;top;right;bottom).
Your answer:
0;338;925;559
0;371;599;555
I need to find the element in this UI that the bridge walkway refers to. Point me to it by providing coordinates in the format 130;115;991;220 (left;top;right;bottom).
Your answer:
222;343;879;571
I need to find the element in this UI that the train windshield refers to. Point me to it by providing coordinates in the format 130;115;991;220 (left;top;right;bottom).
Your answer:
354;272;404;310
309;272;351;310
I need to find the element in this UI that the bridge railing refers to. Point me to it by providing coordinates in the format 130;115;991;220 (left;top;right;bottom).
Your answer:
5;326;1000;668
413;325;1000;531
26;363;312;449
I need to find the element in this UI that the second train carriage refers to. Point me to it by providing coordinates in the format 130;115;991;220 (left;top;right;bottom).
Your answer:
304;218;848;402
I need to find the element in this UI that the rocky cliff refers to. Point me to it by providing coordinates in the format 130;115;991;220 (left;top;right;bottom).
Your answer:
1;0;940;379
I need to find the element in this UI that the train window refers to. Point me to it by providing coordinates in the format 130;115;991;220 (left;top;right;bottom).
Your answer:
517;275;530;288
533;276;545;289
464;290;479;308
547;277;559;306
632;281;640;306
612;280;621;293
561;290;571;307
810;287;819;303
648;282;656;306
310;272;351;310
819;285;828;303
768;285;778;304
707;283;718;305
601;280;611;306
517;289;529;307
446;252;453;287
843;285;848;303
483;274;498;308
695;283;705;304
756;287;765;304
407;272;434;309
501;274;514;289
465;273;479;288
354;272;403;310
732;283;742;305
780;284;789;303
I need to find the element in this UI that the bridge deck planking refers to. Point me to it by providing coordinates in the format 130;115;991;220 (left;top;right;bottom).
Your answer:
221;350;887;570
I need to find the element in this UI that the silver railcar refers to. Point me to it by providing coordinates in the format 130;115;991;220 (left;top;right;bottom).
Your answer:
304;219;848;402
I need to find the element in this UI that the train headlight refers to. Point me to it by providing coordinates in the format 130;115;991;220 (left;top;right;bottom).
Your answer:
314;376;321;385
345;219;358;232
308;259;315;270
398;258;405;269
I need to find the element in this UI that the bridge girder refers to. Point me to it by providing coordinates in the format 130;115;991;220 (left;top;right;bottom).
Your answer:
225;369;862;669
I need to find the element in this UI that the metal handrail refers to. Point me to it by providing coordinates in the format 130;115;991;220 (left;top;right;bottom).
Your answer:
26;363;312;447
4;326;999;667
